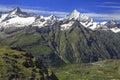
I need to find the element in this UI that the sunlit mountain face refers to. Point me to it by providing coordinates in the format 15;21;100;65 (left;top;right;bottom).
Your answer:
0;8;120;33
0;7;120;63
0;0;120;80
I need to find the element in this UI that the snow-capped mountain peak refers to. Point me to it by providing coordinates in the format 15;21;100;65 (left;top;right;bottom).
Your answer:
0;7;36;28
10;7;22;14
64;9;95;29
32;15;59;28
66;9;80;20
45;15;58;21
0;7;120;33
50;15;58;20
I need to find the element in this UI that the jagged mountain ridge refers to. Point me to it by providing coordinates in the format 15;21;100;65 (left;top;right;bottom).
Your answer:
0;7;120;65
0;20;120;64
0;7;120;33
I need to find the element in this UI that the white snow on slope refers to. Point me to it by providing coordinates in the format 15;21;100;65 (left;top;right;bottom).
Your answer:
0;16;35;28
66;9;80;20
32;18;48;28
110;27;120;33
0;14;9;22
32;15;59;28
88;22;99;30
61;21;74;30
0;8;120;33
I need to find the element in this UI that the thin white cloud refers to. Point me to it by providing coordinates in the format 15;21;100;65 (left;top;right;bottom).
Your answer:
112;10;120;13
0;5;120;21
97;2;120;10
84;13;120;20
0;5;13;11
0;5;69;17
22;8;69;17
103;2;120;5
99;5;120;9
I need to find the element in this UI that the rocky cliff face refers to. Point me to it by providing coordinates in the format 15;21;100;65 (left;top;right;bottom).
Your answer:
0;21;120;65
0;8;120;65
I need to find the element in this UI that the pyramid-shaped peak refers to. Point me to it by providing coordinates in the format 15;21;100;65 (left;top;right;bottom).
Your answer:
70;9;80;16
10;7;22;14
72;9;80;13
15;7;21;10
66;9;80;20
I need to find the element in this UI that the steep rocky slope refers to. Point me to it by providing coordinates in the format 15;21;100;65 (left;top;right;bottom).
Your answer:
0;21;120;64
0;7;120;65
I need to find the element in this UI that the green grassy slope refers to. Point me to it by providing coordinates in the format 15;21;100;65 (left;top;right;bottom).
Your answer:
52;60;120;80
0;44;58;80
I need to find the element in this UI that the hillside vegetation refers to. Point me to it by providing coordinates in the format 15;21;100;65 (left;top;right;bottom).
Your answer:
52;60;120;80
0;44;58;80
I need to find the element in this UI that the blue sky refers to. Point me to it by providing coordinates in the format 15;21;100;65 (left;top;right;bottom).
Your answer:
0;0;120;21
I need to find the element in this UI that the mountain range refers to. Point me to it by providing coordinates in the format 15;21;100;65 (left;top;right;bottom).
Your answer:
0;7;120;33
0;7;120;66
